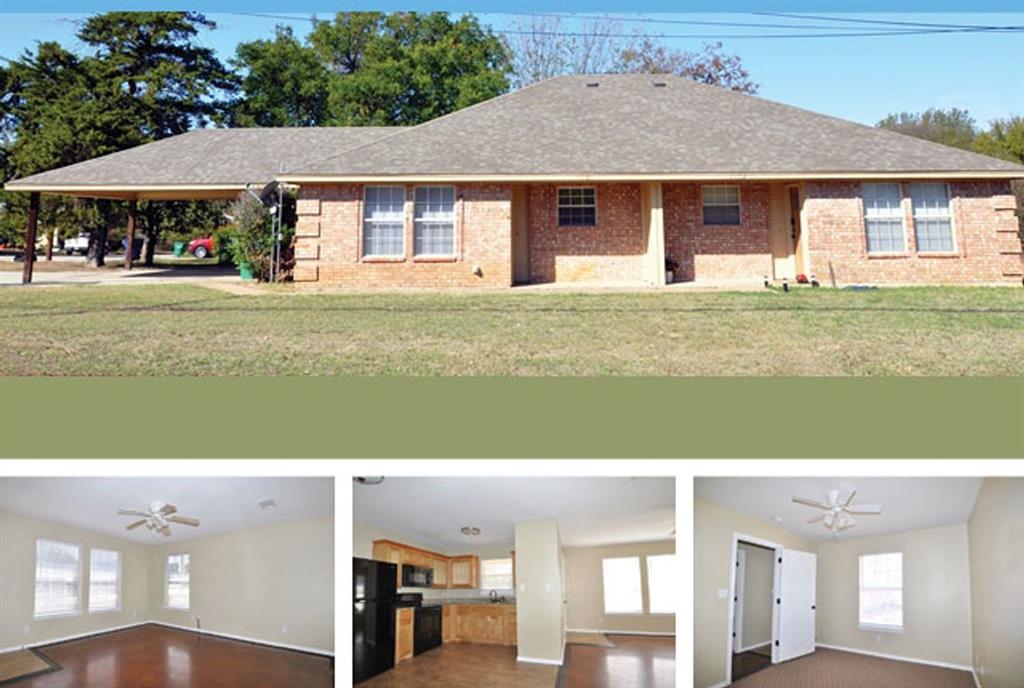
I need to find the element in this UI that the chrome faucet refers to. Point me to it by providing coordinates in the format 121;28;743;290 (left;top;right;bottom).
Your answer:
489;589;498;603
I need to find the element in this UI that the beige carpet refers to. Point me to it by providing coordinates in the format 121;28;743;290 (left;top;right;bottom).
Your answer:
0;649;53;683
565;632;615;648
729;648;975;688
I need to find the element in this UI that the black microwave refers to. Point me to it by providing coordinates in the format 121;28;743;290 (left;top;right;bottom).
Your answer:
401;564;434;588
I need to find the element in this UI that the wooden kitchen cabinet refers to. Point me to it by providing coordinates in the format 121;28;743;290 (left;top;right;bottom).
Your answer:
372;541;403;567
395;608;414;663
431;556;448;588
448;605;516;646
442;605;454;643
449;555;479;588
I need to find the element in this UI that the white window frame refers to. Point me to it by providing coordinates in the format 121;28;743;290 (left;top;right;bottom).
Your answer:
165;552;191;610
557;186;597;227
413;185;457;257
858;551;904;633
88;548;122;614
909;182;957;254
701;185;742;226
479;557;515;591
861;182;907;254
601;556;644;615
34;538;82;619
362;185;406;258
645;554;677;615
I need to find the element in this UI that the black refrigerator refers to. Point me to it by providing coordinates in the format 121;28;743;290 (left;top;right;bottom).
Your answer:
353;557;397;684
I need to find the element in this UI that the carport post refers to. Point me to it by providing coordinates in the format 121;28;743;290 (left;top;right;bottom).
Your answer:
125;200;138;270
22;192;40;284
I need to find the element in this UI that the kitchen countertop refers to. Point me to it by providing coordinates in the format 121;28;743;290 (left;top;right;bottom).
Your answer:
421;599;516;607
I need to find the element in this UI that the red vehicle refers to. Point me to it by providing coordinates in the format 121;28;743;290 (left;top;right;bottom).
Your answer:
186;237;214;259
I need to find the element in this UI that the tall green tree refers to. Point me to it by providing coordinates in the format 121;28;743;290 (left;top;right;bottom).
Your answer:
877;108;978;150
973;116;1024;164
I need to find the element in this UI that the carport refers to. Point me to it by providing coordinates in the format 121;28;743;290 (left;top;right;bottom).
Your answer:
3;127;391;283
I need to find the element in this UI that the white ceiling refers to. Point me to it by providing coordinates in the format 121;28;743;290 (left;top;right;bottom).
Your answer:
695;476;983;542
353;476;675;550
0;477;333;544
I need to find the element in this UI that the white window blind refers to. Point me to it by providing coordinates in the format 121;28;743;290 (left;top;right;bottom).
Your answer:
363;186;405;257
88;548;121;612
34;539;81;618
602;556;643;614
646;554;677;614
702;186;741;225
859;552;903;630
480;558;514;590
414;186;456;256
166;553;190;610
862;183;906;253
910;183;954;252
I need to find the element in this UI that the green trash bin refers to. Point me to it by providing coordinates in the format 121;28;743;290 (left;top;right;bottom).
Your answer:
239;262;254;281
173;241;187;257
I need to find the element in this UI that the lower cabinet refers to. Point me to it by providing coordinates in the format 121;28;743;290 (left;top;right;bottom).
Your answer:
396;608;414;663
447;605;516;646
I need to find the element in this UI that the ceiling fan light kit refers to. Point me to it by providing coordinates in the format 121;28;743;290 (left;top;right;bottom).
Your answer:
791;488;883;539
117;502;201;538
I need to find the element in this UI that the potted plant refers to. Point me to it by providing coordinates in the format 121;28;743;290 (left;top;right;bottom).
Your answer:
665;255;680;284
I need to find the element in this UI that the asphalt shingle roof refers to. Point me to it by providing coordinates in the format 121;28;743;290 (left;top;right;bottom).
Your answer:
289;74;1024;177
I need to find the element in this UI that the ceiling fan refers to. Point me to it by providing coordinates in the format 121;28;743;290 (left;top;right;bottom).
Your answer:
118;502;200;537
792;489;882;538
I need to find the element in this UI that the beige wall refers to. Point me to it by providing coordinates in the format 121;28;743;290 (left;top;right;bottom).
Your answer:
149;516;334;653
515;519;565;663
968;478;1024;688
0;510;150;649
694;497;815;688
816;523;973;667
738;542;774;650
563;540;675;634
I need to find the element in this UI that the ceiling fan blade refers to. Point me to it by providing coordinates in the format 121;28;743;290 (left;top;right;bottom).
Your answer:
848;503;883;514
843;489;857;508
807;514;826;524
792;496;829;509
126;519;148;530
168;515;199;527
118;509;148;517
159;504;177;515
161;527;172;537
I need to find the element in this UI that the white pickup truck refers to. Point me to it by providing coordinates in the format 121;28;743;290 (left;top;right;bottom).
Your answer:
63;232;91;255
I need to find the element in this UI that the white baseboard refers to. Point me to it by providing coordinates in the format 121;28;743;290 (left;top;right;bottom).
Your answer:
566;627;675;637
706;681;730;688
10;622;149;652
816;643;973;673
973;668;982;688
149;621;334;657
517;654;563;666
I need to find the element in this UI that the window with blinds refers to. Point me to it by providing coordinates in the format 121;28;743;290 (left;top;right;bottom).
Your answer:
910;182;955;252
859;552;903;630
34;539;81;618
480;558;514;590
702;186;741;225
602;556;643;614
88;548;121;613
414;186;456;256
166;553;190;610
862;183;906;253
363;186;405;257
646;554;677;614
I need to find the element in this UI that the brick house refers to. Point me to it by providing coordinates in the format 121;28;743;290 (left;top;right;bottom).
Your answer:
8;75;1023;287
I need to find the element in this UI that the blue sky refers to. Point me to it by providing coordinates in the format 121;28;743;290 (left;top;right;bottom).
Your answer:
1;9;1021;126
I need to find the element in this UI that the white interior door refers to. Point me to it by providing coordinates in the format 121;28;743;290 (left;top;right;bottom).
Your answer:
775;549;816;663
733;549;746;652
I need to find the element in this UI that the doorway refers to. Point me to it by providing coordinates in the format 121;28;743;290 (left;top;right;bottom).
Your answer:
732;541;775;681
511;185;530;284
769;184;805;281
789;185;806;277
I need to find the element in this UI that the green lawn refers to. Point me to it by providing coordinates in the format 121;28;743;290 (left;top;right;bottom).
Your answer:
1;284;1021;376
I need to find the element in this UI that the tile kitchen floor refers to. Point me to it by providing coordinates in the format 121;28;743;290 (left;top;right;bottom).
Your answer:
357;644;559;688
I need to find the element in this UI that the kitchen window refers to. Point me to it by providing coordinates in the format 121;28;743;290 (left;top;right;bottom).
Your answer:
363;186;406;257
34;539;81;618
859;552;903;631
558;187;596;226
862;183;906;253
910;182;955;252
646;554;677;614
414;186;456;256
88;548;121;613
166;553;190;610
702;186;741;225
480;558;514;590
602;556;643;614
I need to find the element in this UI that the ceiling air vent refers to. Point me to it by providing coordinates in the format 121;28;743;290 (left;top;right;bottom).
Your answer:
585;81;600;88
653;82;667;88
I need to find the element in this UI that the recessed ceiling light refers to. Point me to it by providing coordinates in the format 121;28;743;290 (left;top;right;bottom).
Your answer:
460;526;481;536
353;477;386;486
258;499;277;511
773;515;784;523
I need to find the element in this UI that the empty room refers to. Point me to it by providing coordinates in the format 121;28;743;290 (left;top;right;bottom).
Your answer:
352;476;676;688
694;476;1024;688
0;477;334;688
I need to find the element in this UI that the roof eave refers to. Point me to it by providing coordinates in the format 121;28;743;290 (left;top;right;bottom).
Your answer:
2;183;250;201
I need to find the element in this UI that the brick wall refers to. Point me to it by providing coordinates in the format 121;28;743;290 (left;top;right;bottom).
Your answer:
663;182;773;282
804;180;1022;285
293;183;513;287
527;183;647;283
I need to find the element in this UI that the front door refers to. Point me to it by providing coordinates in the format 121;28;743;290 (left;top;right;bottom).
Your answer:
774;549;817;663
770;185;796;280
789;186;805;276
511;185;530;284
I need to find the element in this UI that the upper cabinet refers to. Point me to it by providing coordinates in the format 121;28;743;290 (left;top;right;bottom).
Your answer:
372;540;476;590
450;555;480;589
431;556;449;588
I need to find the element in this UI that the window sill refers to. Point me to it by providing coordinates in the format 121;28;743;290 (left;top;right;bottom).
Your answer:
859;623;903;634
164;606;190;611
701;224;743;229
88;608;122;615
34;611;81;620
413;255;458;263
866;252;910;259
603;612;647;616
916;252;960;258
361;256;406;263
558;225;597;230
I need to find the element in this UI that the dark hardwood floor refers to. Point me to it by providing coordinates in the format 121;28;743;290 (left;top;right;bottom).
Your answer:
732;648;773;682
561;634;675;688
9;624;332;688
